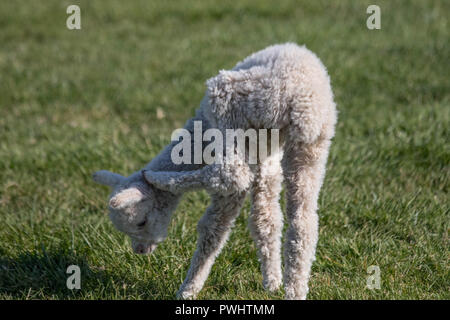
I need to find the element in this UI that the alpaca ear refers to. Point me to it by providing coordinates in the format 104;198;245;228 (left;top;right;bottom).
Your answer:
142;169;206;194
92;170;124;187
109;187;145;210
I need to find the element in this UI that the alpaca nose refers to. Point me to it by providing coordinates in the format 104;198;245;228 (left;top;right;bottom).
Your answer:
135;244;146;254
134;243;157;254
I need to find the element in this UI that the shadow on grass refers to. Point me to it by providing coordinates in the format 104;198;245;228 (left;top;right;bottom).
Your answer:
0;247;172;299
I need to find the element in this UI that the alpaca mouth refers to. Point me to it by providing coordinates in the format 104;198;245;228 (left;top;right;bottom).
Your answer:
134;243;157;255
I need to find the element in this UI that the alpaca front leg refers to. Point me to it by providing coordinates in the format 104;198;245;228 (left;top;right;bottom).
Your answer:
249;156;283;292
177;192;246;299
249;194;283;292
282;139;331;300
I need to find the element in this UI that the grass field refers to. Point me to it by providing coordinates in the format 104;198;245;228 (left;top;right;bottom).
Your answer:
0;0;448;299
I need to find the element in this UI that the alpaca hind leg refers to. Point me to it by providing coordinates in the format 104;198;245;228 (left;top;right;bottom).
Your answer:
282;138;331;300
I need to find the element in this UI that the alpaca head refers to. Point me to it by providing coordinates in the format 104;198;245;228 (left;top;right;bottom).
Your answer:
92;170;179;254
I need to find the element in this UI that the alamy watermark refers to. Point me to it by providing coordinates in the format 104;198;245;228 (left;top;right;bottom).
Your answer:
366;265;381;290
66;4;380;31
366;5;381;30
66;5;81;30
66;265;81;290
170;121;280;165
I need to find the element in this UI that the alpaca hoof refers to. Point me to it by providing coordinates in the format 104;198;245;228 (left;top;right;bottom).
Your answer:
284;286;308;300
176;289;197;300
263;279;282;292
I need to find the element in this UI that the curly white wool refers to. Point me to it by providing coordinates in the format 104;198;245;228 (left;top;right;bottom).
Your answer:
93;43;337;300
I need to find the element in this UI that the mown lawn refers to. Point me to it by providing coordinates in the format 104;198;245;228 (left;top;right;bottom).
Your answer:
0;0;448;299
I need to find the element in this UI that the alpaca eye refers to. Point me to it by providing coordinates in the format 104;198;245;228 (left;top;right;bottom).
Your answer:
137;220;147;227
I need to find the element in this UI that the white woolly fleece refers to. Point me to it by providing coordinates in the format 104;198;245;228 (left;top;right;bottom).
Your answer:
93;43;337;300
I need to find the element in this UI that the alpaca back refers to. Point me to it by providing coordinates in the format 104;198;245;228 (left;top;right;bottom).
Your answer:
201;43;336;145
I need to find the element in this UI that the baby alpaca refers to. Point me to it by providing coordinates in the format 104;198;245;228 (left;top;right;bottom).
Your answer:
93;43;337;300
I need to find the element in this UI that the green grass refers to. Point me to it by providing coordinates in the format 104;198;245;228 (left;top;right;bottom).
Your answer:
0;0;448;299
